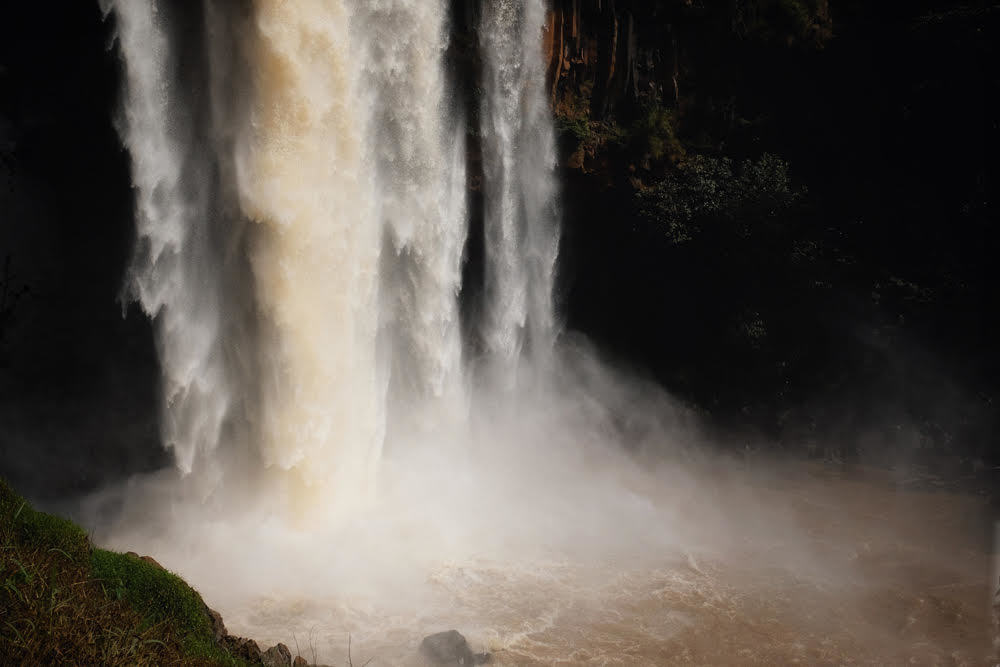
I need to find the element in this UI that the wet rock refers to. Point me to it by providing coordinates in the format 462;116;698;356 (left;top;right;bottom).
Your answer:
224;636;263;662
262;642;293;667
125;551;164;570
205;606;228;642
419;630;490;665
292;656;309;667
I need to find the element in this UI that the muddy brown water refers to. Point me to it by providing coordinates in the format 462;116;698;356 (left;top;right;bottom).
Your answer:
220;462;995;666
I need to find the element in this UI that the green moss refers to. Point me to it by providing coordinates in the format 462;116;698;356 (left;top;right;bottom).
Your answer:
90;550;238;663
1;478;246;665
0;479;89;564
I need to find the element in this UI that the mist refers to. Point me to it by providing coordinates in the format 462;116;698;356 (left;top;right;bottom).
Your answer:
0;0;995;664
71;332;992;664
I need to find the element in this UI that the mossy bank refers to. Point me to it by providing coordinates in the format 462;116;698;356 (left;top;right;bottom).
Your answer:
0;478;252;665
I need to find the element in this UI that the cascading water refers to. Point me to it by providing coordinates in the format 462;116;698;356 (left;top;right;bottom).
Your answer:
102;0;487;506
237;0;385;504
479;0;561;375
103;1;233;477
357;0;469;435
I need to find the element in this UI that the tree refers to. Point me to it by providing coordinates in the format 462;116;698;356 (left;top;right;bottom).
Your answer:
636;152;802;244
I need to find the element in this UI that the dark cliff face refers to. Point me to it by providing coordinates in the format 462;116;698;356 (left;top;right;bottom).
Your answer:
0;4;165;500
543;1;832;126
539;0;999;467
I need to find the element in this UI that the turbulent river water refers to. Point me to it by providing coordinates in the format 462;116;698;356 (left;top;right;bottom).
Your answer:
94;439;995;665
91;1;997;664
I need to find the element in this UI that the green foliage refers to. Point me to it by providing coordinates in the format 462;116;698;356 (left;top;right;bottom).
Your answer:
1;478;243;665
90;550;237;663
556;114;592;143
628;103;684;162
0;479;89;564
554;88;592;142
637;153;802;243
1;480;180;664
0;479;88;565
555;87;626;150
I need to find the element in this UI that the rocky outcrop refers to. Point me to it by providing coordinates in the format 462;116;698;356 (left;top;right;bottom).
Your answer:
420;630;490;666
542;0;832;134
223;635;264;663
544;0;641;118
262;642;293;667
124;550;164;570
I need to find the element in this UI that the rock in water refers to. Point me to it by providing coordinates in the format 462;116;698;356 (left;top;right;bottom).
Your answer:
419;630;490;665
262;642;293;667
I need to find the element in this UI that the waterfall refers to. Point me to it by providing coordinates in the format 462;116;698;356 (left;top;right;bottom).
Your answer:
234;1;386;505
356;0;469;434
479;0;561;375
101;0;559;507
100;1;232;476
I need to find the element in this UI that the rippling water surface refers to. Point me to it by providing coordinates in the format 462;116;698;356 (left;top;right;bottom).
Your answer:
200;462;993;666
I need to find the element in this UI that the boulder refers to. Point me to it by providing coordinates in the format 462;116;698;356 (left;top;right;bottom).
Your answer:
224;636;263;662
205;606;228;642
293;656;309;667
262;642;293;667
124;551;164;570
419;630;490;666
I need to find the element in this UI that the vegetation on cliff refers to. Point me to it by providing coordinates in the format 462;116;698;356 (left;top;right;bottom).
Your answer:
636;153;802;244
0;479;246;665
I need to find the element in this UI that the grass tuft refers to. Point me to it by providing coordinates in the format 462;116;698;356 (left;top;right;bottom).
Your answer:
90;549;238;662
0;478;248;665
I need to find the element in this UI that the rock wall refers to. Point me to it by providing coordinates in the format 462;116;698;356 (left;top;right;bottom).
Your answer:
543;0;832;122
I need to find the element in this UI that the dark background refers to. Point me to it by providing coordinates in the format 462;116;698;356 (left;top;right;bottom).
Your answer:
552;0;999;478
1;2;997;501
0;3;164;500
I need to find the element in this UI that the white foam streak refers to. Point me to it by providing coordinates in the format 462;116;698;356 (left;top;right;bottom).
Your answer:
357;0;469;432
102;0;229;475
479;0;561;375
